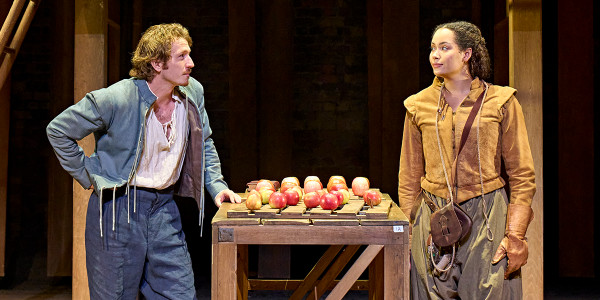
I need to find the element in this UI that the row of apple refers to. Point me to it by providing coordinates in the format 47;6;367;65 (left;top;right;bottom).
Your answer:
245;176;382;212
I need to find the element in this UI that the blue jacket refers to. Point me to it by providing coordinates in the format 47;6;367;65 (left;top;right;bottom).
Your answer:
47;77;228;225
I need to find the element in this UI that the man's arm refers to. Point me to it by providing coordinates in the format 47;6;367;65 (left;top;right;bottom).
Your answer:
46;93;105;189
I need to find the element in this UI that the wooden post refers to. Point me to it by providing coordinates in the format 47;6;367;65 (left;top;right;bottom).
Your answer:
0;62;8;278
508;0;543;298
367;0;419;193
73;0;107;298
47;0;75;277
556;0;594;278
228;0;257;191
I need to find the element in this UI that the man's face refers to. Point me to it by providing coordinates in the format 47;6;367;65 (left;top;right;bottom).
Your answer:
156;38;194;86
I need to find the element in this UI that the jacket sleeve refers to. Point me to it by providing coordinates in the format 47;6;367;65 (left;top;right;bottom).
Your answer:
500;96;536;206
398;102;425;221
46;93;107;189
196;90;229;200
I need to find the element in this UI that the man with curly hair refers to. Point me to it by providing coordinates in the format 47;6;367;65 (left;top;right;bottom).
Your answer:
47;23;241;299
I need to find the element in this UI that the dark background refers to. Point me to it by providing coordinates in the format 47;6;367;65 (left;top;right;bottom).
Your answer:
0;0;598;296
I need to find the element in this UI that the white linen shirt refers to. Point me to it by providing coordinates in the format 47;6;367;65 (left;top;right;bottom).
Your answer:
132;92;188;189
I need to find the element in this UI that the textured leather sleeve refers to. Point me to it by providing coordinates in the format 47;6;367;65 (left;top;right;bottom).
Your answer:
398;104;425;221
500;96;536;206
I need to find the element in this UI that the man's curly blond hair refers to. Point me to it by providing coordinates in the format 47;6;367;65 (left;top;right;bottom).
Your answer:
129;23;193;81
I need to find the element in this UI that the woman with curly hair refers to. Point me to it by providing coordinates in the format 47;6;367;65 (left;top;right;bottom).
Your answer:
398;21;535;299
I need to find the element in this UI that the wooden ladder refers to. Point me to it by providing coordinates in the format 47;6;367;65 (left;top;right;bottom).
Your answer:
0;0;41;90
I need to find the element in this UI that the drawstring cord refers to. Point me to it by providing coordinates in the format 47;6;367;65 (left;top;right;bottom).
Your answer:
435;83;455;202
112;185;117;232
99;187;104;238
477;82;494;241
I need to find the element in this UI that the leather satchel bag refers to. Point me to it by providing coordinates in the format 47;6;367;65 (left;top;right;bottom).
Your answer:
430;200;472;247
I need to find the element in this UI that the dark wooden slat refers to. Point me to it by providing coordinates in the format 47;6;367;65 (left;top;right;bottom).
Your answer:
248;279;369;291
326;245;383;299
308;245;361;299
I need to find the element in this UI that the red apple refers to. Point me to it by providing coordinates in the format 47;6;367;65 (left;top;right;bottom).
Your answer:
255;179;275;192
282;177;300;186
283;189;301;206
328;175;347;185
320;193;339;211
351;177;370;196
245;190;262;211
327;182;348;193
280;181;298;193
304;180;323;194
363;189;382;208
330;190;344;206
316;189;327;197
259;188;274;204
269;191;287;209
303;192;320;208
291;185;304;199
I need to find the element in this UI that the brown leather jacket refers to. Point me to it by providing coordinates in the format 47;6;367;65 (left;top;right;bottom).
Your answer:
398;77;535;219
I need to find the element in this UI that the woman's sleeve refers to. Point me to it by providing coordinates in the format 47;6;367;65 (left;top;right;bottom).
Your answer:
501;96;536;206
398;110;425;220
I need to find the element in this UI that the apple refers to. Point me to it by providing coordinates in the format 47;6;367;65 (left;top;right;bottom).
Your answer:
363;189;382;208
330;190;344;206
320;193;339;211
282;177;300;186
304;176;320;185
245;190;262;211
291;186;304;199
269;191;287;209
259;188;274;204
339;189;350;204
280;181;298;193
327;182;348;193
255;179;275;192
304;180;323;194
303;192;320;208
283;189;301;206
328;175;346;184
352;177;370;196
316;189;327;197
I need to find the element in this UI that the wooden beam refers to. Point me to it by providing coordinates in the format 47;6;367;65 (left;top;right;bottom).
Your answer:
326;245;383;300
47;0;74;277
73;0;107;298
508;0;544;298
249;279;369;291
290;245;344;300
555;0;594;278
228;0;257;191
368;0;420;194
257;0;293;180
308;245;361;299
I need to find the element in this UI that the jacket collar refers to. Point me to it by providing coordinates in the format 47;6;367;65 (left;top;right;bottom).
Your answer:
134;79;158;107
134;79;191;106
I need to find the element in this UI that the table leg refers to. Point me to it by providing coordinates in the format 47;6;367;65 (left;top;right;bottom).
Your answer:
212;242;238;299
368;248;384;299
237;244;249;300
383;244;406;299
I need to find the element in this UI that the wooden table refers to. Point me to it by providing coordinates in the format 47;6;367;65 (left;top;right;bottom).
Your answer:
211;193;409;299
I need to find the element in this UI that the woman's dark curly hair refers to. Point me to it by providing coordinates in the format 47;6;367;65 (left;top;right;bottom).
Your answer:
129;23;193;81
434;21;491;80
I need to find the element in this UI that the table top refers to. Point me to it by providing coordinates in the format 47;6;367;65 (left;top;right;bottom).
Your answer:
212;192;409;228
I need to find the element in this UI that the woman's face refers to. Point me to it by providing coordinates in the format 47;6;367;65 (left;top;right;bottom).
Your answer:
429;28;471;80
